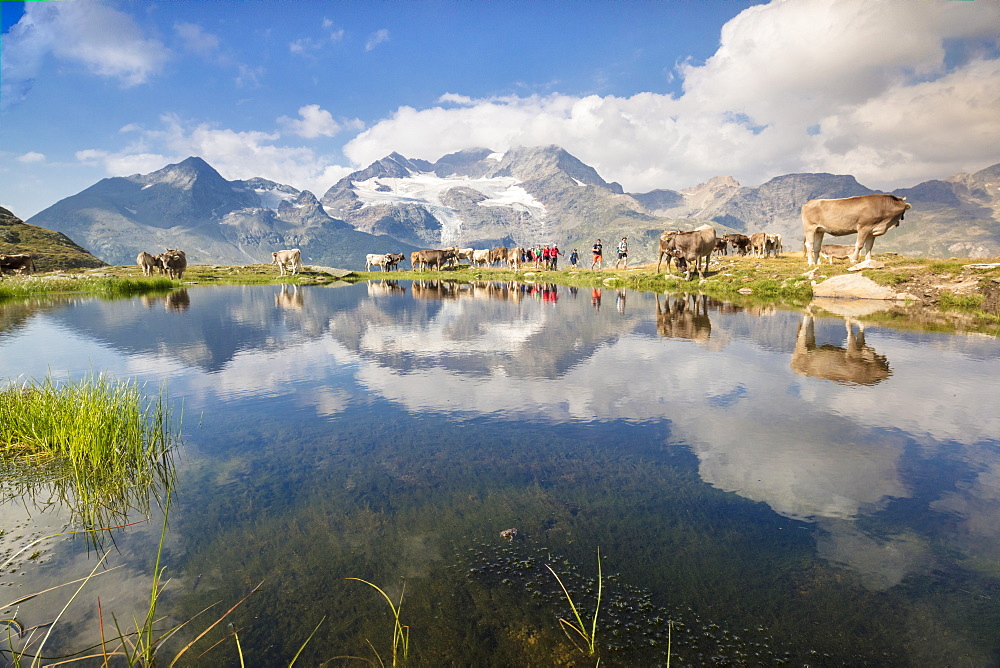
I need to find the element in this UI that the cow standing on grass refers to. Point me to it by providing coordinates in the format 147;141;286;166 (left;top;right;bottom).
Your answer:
656;225;717;279
137;251;158;276
272;249;303;276
802;194;910;265
158;249;187;279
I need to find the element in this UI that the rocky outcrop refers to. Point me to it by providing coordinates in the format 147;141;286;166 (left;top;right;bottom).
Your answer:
811;274;920;301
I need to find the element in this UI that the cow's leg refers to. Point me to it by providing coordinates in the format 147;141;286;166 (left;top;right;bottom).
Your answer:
804;228;823;265
852;230;872;263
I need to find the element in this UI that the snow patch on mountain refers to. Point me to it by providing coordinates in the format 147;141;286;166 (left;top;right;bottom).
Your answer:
255;187;298;211
352;173;546;245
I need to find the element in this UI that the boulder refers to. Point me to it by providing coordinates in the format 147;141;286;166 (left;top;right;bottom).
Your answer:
812;274;920;301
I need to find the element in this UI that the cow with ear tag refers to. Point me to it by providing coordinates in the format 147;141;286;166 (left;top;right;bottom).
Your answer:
802;194;910;266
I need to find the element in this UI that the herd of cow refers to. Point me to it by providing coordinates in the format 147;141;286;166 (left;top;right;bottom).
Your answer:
136;249;188;279
367;247;533;272
363;194;911;281
655;192;911;279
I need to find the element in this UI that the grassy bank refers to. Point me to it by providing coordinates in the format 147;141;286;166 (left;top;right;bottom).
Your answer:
0;275;175;301
0;374;179;529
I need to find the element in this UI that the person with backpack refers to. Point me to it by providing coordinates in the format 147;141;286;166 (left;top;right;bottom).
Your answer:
591;239;603;270
614;236;628;270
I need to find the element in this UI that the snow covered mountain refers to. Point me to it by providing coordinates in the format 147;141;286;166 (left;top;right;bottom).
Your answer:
319;146;662;252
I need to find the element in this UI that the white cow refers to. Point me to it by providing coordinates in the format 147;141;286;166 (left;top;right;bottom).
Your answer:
366;253;389;271
272;249;303;276
471;249;492;267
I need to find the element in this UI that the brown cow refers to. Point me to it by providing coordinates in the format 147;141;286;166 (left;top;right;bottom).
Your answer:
136;251;158;276
656;225;717;279
749;232;776;258
158;249;187;280
384;253;406;270
0;253;35;275
723;233;751;256
411;249;455;271
817;244;856;264
489;246;509;266
802;193;910;265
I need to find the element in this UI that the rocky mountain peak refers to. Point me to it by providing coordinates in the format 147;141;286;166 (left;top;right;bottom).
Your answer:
138;156;227;191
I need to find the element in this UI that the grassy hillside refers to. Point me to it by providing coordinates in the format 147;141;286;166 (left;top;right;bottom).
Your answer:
0;207;106;271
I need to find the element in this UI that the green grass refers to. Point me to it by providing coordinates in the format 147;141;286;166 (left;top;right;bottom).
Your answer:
937;291;986;311
346;578;410;667
0;275;175;301
0;374;180;529
547;548;602;659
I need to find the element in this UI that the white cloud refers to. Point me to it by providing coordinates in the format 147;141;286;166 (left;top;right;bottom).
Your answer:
345;0;1000;191
16;152;46;164
174;22;220;57
76;114;354;196
1;0;170;107
365;29;389;52
278;104;363;138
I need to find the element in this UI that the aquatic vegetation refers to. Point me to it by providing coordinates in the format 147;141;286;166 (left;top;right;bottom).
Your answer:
346;578;410;667
462;539;797;665
546;547;602;658
0;374;179;531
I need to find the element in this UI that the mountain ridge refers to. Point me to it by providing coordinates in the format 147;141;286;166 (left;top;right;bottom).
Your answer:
23;147;1000;268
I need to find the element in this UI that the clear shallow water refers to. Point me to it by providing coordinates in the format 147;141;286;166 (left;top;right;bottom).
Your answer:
1;281;999;665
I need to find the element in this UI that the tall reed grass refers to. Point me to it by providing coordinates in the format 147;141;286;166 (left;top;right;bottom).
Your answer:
0;374;179;529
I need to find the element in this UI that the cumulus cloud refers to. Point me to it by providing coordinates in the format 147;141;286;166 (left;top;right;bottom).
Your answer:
1;0;169;107
278;104;364;138
76;114;353;195
16;152;46;164
365;29;389;52
344;0;1000;191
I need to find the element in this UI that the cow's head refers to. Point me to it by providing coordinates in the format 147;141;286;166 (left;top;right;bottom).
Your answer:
271;252;279;264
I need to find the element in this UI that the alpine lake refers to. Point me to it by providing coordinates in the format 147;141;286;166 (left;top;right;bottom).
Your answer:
1;279;999;666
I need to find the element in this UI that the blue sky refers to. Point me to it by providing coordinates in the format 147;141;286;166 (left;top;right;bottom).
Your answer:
1;0;998;220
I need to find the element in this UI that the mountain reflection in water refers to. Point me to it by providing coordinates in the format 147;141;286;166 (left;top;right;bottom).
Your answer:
1;281;998;665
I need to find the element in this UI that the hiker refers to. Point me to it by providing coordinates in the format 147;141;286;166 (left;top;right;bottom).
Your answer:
550;244;563;270
569;249;579;268
614;237;628;270
591;239;603;270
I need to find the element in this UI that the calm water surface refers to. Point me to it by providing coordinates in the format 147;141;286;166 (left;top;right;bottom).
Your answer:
1;281;999;666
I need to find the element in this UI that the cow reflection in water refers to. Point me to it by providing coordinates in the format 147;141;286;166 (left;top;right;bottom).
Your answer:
655;293;712;342
275;284;304;310
366;280;405;297
791;313;890;385
141;289;190;311
412;280;464;300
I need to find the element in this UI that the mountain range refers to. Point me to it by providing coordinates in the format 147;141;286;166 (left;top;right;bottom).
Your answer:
23;146;1000;269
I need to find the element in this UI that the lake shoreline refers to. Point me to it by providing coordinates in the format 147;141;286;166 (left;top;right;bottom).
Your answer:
4;252;999;335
